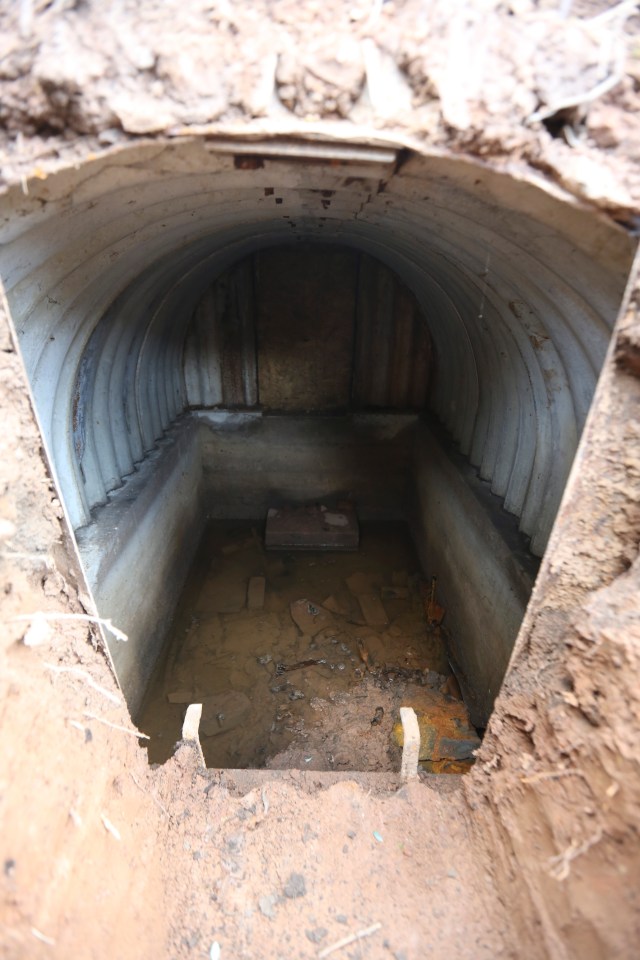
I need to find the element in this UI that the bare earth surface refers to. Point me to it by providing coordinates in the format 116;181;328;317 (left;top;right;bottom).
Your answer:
0;0;639;218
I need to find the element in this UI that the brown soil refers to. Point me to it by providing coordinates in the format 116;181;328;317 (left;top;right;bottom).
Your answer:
0;0;639;219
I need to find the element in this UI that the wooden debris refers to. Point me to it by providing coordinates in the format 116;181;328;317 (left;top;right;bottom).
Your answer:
290;599;335;636
356;593;389;629
356;637;373;672
247;576;266;610
424;576;445;625
346;572;389;627
399;707;420;781
441;673;462;700
181;703;205;764
275;658;327;675
323;594;348;616
318;922;382;959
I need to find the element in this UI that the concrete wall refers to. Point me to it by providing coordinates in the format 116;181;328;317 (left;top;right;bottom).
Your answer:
199;411;417;520
70;408;417;714
70;408;538;721
412;422;536;726
75;417;206;715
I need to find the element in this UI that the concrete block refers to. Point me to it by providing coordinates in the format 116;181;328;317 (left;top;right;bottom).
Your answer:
247;576;266;610
357;593;389;628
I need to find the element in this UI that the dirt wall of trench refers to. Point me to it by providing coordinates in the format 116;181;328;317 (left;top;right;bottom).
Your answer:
466;271;640;959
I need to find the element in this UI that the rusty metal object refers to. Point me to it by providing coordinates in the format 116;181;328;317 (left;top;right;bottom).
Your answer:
393;690;481;763
274;658;327;676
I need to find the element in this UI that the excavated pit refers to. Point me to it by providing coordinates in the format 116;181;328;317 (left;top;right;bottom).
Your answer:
139;519;484;772
1;135;636;764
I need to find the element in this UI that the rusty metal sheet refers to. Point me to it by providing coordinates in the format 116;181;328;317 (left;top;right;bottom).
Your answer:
256;245;358;412
353;255;432;410
393;688;481;763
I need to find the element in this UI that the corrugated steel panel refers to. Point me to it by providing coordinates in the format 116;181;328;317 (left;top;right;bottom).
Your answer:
353;256;431;410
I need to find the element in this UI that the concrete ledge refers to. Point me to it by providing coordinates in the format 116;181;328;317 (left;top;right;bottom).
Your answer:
412;422;536;726
75;417;206;715
198;411;418;521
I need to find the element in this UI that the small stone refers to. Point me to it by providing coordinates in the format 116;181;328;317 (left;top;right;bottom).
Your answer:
259;894;278;919
0;519;17;541
347;830;356;839
306;928;328;944
283;872;306;899
447;868;458;879
22;614;53;648
226;834;244;854
288;689;305;701
336;915;348;925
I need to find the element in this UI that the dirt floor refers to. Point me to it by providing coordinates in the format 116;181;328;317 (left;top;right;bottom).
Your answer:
139;520;478;774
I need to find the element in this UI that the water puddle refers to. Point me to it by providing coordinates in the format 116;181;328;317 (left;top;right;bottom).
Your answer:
139;521;480;772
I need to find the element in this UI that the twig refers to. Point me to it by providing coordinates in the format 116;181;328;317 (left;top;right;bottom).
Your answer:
528;70;624;123
521;768;586;784
44;663;121;705
586;0;637;26
130;772;170;818
101;814;122;841
13;612;128;643
83;711;150;740
0;550;52;564
318;922;382;959
31;928;55;947
547;829;603;881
